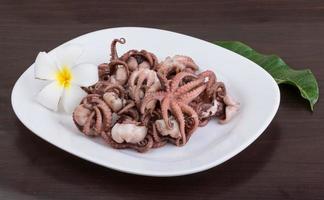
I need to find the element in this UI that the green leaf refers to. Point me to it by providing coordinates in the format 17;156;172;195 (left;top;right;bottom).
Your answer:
214;41;319;111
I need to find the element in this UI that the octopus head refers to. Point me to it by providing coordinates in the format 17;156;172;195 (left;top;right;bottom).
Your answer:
219;95;240;124
73;105;91;126
155;118;181;139
111;123;148;144
103;92;124;112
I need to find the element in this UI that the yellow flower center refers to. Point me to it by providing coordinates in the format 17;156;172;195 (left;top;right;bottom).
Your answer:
55;66;73;88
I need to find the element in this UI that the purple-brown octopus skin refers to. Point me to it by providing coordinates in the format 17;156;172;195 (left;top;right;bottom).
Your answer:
110;38;126;61
72;37;240;153
128;68;161;108
141;71;208;146
98;60;129;85
120;49;159;71
98;38;129;84
86;82;126;113
73;94;112;136
157;55;199;78
110;38;158;71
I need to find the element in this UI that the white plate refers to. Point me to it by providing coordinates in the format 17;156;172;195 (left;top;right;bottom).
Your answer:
11;27;280;177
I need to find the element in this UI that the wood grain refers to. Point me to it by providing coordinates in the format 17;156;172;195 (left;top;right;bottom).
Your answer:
0;0;323;199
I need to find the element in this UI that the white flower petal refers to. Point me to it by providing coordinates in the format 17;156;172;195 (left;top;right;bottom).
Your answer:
36;81;63;111
56;44;83;69
61;84;87;113
34;52;59;80
71;63;99;87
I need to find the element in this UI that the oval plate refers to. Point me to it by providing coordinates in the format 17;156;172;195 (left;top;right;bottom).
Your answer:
11;27;280;177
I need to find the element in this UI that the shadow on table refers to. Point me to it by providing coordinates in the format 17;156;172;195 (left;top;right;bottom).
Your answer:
12;119;282;199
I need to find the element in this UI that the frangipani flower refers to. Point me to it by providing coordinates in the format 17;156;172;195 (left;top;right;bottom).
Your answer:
34;45;98;113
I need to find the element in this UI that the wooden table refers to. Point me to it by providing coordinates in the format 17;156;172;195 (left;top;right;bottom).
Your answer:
1;0;323;199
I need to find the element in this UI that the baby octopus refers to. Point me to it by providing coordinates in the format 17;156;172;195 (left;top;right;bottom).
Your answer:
128;68;161;108
98;38;129;85
141;71;208;146
119;41;159;71
73;94;112;136
72;38;239;153
157;55;199;79
102;109;154;153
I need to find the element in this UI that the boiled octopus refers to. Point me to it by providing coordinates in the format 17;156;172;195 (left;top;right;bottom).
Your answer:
128;67;161;109
157;55;199;79
73;94;112;136
73;38;239;152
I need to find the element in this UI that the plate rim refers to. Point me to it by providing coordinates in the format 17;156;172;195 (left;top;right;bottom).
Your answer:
11;27;280;177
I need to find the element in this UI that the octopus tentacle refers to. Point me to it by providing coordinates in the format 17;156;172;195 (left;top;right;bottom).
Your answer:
93;107;102;133
98;63;110;81
108;60;129;85
99;105;112;132
158;55;199;77
82;111;95;136
173;55;199;71
180;84;207;104
141;108;162;126
134;72;149;103
152;141;168;148
120;49;158;71
110;38;126;61
146;72;156;87
73;39;239;153
118;101;135;115
82;94;100;107
156;62;170;74
140;91;167;114
136;72;149;90
128;70;140;86
102;83;125;97
108;60;129;73
140;50;154;67
90;82;126;98
74;94;112;137
170;71;197;91
136;135;154;152
174;78;204;96
157;72;170;91
157;64;177;77
170;101;186;146
178;102;199;136
193;102;213;126
93;98;112;131
161;97;172;129
151;123;163;142
118;108;140;122
151;122;173;148
136;70;156;91
198;70;216;89
211;81;227;99
128;69;160;107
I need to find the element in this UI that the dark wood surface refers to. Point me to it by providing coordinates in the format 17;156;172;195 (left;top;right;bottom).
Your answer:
1;0;323;199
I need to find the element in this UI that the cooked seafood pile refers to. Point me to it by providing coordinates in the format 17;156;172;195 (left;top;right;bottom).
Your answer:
73;38;239;152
